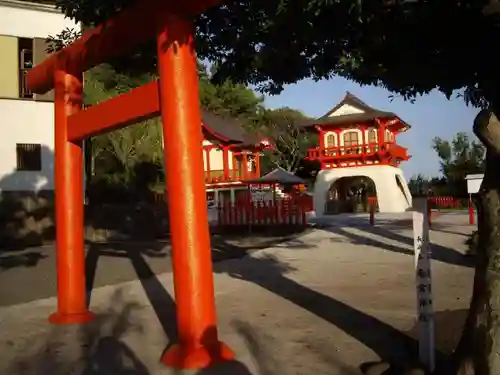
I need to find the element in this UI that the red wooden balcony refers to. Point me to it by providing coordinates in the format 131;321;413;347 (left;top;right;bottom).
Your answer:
205;169;260;184
306;142;409;164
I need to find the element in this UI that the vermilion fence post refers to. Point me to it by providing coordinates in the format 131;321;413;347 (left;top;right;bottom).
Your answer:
469;197;475;225
427;198;432;229
224;200;230;226
217;203;222;228
50;68;94;325
156;14;233;368
369;203;375;227
301;200;307;227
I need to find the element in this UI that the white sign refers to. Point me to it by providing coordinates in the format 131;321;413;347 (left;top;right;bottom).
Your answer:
412;207;435;373
465;174;484;194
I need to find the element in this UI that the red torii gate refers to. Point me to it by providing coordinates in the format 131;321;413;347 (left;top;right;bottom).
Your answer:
26;0;234;369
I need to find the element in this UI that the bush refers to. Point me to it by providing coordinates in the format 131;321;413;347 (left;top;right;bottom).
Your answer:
87;177;133;205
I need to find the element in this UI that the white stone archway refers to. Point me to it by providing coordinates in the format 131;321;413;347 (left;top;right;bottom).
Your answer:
314;165;412;215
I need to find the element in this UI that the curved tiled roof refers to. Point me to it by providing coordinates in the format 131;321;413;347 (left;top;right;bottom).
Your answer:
301;92;411;130
201;110;262;146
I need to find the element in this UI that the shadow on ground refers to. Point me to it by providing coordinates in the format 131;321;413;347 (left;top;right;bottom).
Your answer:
212;247;438;370
5;227;460;374
0;251;47;270
83;228;312;342
84;242;177;340
6;289;150;375
359;309;467;375
319;225;474;268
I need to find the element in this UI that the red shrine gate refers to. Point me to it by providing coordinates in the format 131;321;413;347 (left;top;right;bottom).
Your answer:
26;0;234;369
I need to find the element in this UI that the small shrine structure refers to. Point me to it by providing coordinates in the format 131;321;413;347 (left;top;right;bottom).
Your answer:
200;110;271;204
303;92;413;214
245;168;307;202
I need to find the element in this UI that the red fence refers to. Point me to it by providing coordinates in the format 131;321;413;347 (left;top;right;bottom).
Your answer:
427;196;465;209
215;197;312;229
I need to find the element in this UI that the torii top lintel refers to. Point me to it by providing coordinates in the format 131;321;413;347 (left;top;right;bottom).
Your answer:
26;0;223;94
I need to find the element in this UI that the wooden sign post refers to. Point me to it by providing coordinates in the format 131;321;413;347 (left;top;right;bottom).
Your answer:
412;198;436;372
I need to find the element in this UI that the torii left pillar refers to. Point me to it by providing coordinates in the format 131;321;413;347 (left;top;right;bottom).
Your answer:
49;67;94;324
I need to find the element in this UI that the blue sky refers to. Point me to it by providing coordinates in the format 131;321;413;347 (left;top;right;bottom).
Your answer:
261;76;480;180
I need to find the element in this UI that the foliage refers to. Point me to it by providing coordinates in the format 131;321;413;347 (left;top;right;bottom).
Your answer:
256;107;316;173
83;64;163;194
407;133;485;197
46;27;81;52
197;0;500;109
47;0;500;109
407;174;429;196
431;132;485;196
198;63;266;124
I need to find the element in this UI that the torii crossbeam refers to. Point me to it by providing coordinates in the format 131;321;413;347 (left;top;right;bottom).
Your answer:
27;0;234;369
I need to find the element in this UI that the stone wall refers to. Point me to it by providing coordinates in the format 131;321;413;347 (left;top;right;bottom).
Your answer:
0;191;170;249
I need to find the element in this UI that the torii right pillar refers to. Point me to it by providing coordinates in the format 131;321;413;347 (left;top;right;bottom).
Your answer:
156;13;234;368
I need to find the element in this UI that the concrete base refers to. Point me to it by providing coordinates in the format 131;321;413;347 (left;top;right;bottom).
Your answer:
313;165;412;215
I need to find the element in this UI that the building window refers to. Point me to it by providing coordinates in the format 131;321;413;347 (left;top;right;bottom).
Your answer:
343;131;359;147
368;129;377;143
16;143;42;171
326;133;336;147
18;38;34;99
384;129;392;142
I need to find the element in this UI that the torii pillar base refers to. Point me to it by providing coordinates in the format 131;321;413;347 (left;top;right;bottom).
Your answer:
48;311;95;325
161;342;234;369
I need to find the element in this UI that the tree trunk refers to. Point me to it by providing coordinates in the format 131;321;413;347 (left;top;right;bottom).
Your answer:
449;109;500;375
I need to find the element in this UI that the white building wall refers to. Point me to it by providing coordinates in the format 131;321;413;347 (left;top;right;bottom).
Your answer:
0;0;78;39
0;100;54;191
202;140;235;170
313;165;412;214
0;0;80;192
328;104;364;117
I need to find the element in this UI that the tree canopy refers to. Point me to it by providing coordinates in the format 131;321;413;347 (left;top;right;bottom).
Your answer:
50;0;500;108
432;132;485;183
407;132;485;197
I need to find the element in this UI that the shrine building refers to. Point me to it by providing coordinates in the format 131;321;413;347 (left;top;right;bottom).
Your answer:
200;111;270;203
303;92;413;214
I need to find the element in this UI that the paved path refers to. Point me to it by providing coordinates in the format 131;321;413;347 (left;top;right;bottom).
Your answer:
0;233;302;307
0;213;476;375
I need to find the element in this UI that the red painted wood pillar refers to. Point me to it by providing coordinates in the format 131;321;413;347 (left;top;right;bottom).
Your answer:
156;13;233;369
204;148;211;182
319;129;325;149
377;119;386;149
222;147;229;180
335;129;342;154
360;125;367;154
231;152;237;180
50;68;94;324
242;152;248;180
255;152;261;177
468;196;475;225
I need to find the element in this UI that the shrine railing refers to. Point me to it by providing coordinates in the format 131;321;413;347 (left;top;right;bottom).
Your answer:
205;169;259;184
306;142;409;161
215;197;312;229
